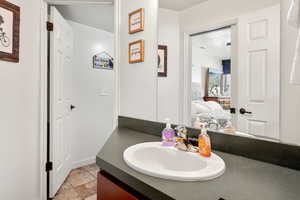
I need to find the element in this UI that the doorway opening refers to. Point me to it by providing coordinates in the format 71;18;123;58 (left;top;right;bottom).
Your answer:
190;26;237;133
40;1;119;199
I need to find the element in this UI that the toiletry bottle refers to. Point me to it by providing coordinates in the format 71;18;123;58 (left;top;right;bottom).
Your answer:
198;125;212;157
162;118;175;146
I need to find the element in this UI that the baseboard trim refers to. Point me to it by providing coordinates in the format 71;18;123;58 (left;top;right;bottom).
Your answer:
72;157;96;169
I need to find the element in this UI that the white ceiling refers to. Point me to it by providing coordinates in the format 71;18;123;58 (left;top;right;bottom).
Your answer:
56;5;114;33
55;0;209;32
192;28;231;60
159;0;209;11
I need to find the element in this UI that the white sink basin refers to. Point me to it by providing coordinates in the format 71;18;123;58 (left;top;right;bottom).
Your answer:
123;142;225;181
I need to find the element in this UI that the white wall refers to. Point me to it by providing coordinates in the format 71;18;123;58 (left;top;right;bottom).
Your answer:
192;46;223;100
0;0;41;200
191;47;222;99
280;0;300;145
179;0;280;33
192;47;222;73
157;8;180;124
68;21;115;167
119;0;158;121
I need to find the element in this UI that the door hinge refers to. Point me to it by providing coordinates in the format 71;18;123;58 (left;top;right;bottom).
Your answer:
45;162;53;172
47;21;53;32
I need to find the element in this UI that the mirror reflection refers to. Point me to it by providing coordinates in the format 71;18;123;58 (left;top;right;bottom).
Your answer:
158;0;281;142
191;27;233;133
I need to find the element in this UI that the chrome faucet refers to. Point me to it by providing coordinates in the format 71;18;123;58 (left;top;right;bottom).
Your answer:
174;126;198;153
208;119;220;131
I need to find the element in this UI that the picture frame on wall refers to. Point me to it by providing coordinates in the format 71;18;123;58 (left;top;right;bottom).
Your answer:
129;40;144;64
93;51;114;70
128;8;144;34
0;1;20;63
158;45;167;77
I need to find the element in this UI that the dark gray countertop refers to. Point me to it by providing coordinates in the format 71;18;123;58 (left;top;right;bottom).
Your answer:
96;128;300;200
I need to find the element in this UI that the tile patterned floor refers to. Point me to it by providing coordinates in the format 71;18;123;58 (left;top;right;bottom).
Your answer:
54;163;99;200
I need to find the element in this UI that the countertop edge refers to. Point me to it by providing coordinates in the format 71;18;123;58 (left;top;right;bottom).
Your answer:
96;156;174;200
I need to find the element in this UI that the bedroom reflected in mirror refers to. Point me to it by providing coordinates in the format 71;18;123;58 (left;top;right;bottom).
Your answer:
191;27;235;134
189;3;280;142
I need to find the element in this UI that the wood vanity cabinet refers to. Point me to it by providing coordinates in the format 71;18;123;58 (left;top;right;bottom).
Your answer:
97;171;139;200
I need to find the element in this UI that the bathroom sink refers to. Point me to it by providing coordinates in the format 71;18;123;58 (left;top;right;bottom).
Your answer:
123;142;225;181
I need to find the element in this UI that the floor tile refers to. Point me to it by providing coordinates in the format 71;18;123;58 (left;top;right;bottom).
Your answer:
67;168;95;187
58;180;72;193
74;180;97;199
85;194;97;200
87;168;98;177
83;163;99;177
83;163;99;171
54;188;82;200
54;164;98;200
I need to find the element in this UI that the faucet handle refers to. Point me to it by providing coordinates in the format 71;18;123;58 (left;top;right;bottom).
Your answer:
175;126;187;139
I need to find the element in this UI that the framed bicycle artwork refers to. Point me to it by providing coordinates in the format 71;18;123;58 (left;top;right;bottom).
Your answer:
0;1;20;63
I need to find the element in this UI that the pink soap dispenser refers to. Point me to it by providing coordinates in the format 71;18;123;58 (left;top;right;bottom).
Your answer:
162;118;175;146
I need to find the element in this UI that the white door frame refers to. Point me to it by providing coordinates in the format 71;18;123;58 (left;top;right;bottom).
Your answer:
39;0;120;199
182;19;238;126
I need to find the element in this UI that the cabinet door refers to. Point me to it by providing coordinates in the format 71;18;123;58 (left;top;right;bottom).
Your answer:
98;171;138;200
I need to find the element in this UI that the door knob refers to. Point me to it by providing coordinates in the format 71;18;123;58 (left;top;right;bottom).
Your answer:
70;104;76;110
240;108;252;115
230;108;236;114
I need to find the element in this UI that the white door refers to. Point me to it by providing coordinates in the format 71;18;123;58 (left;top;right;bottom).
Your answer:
50;6;74;197
237;5;280;140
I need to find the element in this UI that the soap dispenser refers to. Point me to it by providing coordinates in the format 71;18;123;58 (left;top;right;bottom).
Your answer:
162;118;175;146
198;124;212;157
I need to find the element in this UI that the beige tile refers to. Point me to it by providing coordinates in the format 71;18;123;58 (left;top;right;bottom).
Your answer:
54;188;82;200
54;164;99;200
67;168;95;187
85;194;97;200
83;163;99;171
74;180;97;199
84;164;99;172
83;163;99;177
58;180;72;193
88;169;98;177
69;168;83;176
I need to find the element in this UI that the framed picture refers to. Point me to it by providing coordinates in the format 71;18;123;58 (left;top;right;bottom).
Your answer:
158;45;167;77
93;52;114;70
129;40;144;64
207;70;222;97
128;8;144;34
0;1;20;63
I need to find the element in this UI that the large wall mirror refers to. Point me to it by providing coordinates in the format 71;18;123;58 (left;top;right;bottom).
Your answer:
157;0;282;143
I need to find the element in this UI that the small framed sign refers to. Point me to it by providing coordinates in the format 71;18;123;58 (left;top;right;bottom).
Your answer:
93;52;113;70
158;45;167;77
128;8;144;34
0;1;20;63
129;40;144;64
